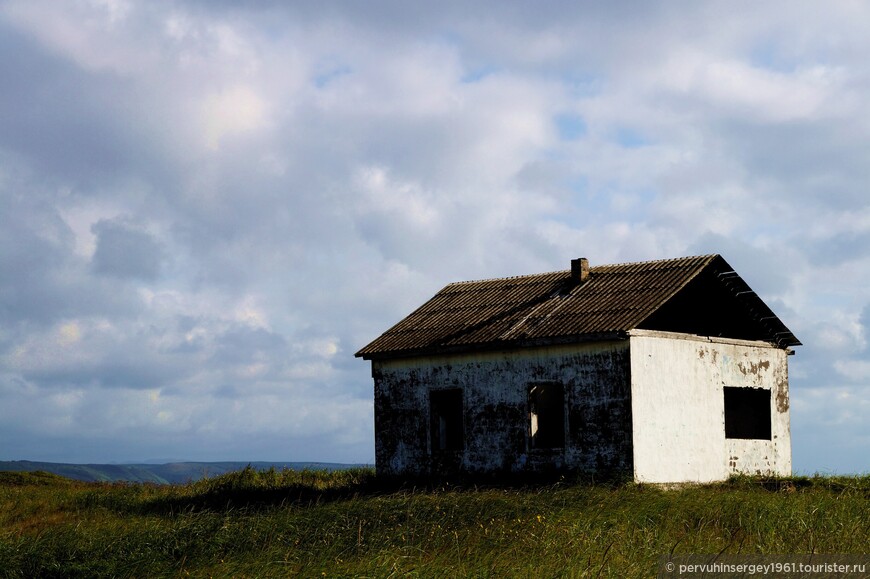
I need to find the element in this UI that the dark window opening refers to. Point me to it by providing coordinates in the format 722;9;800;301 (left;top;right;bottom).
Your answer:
429;389;464;451
529;383;565;449
724;386;771;440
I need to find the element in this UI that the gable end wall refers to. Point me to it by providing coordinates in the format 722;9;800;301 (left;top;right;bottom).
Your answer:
629;331;791;484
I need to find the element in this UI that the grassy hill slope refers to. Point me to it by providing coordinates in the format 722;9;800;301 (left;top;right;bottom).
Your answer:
0;460;363;483
1;468;868;577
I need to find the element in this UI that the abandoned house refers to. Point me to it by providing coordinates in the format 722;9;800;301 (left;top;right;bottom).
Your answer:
355;255;801;484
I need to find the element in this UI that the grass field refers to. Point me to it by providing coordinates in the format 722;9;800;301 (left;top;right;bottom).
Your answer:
1;467;868;577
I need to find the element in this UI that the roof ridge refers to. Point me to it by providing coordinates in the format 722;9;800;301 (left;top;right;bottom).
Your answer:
444;255;719;287
596;254;718;269
445;270;566;287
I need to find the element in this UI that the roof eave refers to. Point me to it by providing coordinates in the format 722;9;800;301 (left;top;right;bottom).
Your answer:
356;331;630;361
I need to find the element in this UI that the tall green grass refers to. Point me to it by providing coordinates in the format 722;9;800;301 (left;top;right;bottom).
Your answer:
1;468;868;577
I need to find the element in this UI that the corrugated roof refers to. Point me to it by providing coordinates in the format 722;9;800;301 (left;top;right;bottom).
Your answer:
356;254;800;359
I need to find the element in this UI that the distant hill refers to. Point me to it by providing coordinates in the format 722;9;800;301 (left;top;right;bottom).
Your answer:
0;460;368;484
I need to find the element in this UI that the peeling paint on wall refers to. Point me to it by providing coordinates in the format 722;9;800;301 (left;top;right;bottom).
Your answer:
372;341;632;477
737;360;770;376
774;365;790;414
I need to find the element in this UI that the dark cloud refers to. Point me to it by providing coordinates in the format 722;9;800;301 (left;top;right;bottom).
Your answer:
211;326;286;366
720;120;870;210
0;182;141;326
0;22;145;187
861;305;870;346
803;231;870;267
91;218;165;281
22;354;189;391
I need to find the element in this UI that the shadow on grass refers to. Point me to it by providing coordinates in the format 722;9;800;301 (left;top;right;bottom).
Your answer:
122;467;870;516
724;473;870;494
136;467;631;515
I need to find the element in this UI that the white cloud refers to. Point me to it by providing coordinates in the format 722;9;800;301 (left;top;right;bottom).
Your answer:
1;0;149;74
201;85;270;149
652;53;837;122
56;322;82;347
834;360;870;383
356;166;441;230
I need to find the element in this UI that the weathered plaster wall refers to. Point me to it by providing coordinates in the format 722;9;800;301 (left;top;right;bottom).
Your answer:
629;331;791;484
372;341;632;477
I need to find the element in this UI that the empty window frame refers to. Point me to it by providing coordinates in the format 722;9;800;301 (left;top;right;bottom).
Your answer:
723;386;772;440
429;389;464;452
528;383;565;449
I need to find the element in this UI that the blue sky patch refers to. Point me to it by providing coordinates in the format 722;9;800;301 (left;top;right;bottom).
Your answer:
615;127;649;148
555;113;587;140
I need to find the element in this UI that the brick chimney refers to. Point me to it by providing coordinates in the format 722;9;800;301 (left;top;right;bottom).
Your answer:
571;257;589;283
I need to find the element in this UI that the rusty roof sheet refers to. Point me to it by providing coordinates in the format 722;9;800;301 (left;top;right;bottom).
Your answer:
356;254;800;359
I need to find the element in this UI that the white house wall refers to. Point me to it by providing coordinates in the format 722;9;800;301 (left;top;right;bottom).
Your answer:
371;341;633;477
629;331;791;484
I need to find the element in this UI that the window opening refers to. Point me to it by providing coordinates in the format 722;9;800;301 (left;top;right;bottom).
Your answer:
429;389;464;451
724;386;771;440
529;383;565;449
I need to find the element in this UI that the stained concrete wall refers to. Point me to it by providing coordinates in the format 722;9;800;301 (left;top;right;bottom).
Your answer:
629;330;791;484
372;341;633;477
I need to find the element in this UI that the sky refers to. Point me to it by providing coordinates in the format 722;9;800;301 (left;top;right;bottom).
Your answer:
1;0;869;473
